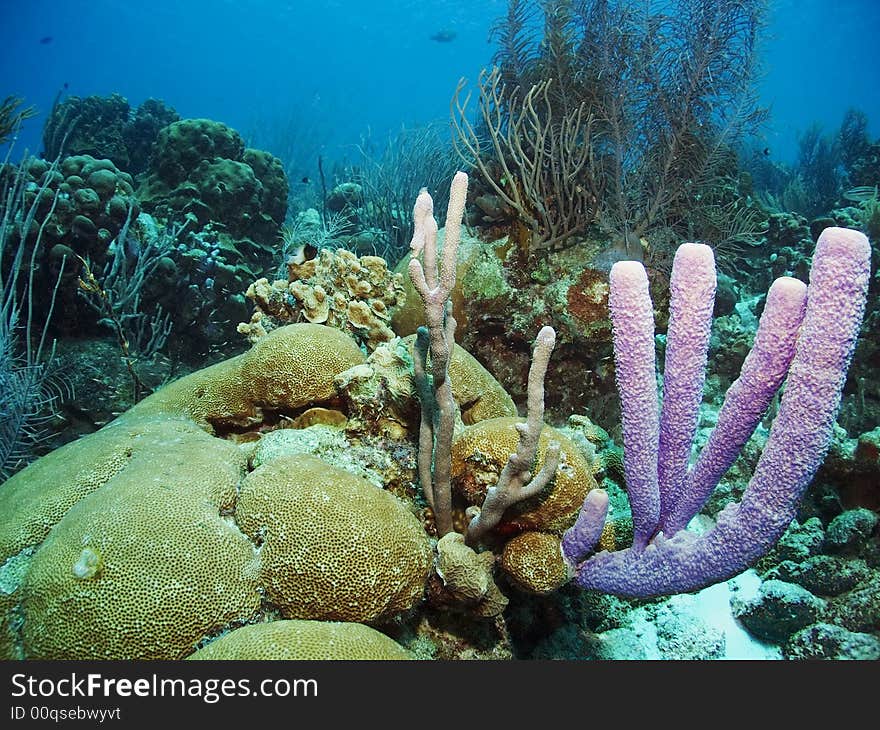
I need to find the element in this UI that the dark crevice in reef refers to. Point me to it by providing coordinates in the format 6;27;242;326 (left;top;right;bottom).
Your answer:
206;396;349;441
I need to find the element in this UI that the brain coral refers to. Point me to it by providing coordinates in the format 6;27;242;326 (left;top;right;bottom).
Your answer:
235;455;432;623
187;620;413;660
1;415;262;660
124;323;366;431
451;417;597;535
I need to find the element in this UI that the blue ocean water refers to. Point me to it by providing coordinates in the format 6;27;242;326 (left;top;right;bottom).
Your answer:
1;0;878;165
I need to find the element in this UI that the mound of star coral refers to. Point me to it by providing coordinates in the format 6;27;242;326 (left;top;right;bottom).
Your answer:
237;455;432;623
0;324;434;659
137;118;287;254
125;322;365;432
188;620;413;660
1;415;260;659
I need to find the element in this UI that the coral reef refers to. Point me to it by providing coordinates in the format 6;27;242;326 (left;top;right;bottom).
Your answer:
137;118;287;252
391;228;680;427
42;93;179;175
1;145;876;662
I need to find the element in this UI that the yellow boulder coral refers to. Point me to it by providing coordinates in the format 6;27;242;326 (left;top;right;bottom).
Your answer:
236;455;432;624
451;417;597;535
124;323;365;431
187;620;413;660
500;531;570;594
10;416;262;659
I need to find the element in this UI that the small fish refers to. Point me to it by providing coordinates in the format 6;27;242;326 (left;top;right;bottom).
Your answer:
843;185;879;203
429;29;457;43
762;147;771;157
39;36;53;44
286;243;318;266
300;176;310;184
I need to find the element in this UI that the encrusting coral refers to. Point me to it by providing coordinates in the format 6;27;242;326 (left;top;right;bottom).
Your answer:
431;532;508;617
238;247;405;351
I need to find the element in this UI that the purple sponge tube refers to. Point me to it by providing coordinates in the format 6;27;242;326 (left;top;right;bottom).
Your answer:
561;489;609;565
608;261;660;551
657;243;716;525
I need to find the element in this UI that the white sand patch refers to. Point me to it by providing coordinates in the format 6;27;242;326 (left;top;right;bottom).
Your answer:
688;570;782;660
597;569;782;660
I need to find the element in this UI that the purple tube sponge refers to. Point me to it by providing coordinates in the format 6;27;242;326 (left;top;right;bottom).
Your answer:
608;260;660;550
563;227;871;596
561;489;609;566
657;243;716;528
